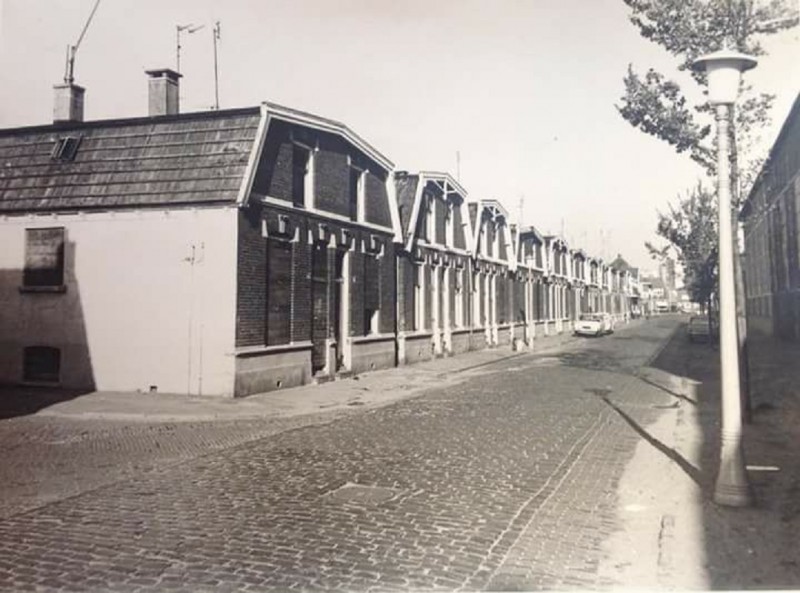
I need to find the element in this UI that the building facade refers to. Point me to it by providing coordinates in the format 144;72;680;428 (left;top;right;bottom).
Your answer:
0;71;640;396
741;94;800;340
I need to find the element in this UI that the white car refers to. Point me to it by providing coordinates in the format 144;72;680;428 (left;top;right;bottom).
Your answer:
574;313;609;337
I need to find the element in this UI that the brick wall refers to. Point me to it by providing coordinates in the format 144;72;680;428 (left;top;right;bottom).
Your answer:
315;148;350;217
365;171;392;228
236;206;267;347
380;241;397;334
291;233;311;343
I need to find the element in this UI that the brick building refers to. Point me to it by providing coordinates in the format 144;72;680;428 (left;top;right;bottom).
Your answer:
471;200;518;348
0;70;400;396
0;68;642;397
394;172;473;363
238;104;400;393
740;93;800;340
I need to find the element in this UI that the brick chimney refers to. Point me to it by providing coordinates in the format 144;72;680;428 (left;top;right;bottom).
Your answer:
53;83;85;123
146;69;181;116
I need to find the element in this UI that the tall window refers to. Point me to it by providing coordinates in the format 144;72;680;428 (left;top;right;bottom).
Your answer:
24;227;65;288
265;239;292;345
348;166;364;221
292;145;311;208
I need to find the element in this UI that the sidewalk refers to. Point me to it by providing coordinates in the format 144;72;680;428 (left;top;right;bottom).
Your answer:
600;328;800;589
9;329;585;423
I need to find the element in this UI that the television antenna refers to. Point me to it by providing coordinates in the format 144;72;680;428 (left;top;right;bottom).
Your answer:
176;23;205;74
63;0;102;84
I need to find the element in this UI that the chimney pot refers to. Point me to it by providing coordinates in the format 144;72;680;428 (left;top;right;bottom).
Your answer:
146;68;181;116
53;83;85;123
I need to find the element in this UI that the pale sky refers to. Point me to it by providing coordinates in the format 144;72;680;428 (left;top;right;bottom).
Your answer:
1;0;798;270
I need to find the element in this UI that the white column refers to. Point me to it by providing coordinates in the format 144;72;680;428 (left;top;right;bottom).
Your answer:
432;263;442;355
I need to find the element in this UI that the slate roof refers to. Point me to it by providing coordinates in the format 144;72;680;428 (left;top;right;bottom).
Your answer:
0;107;261;213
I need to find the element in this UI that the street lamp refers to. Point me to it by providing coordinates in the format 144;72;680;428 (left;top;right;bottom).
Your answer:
692;47;757;507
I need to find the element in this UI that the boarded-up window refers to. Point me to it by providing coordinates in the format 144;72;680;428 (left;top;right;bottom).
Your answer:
24;228;65;287
23;346;61;383
266;240;292;345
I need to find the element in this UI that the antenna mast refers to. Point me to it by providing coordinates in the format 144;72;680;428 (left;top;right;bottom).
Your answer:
213;21;221;109
64;0;102;84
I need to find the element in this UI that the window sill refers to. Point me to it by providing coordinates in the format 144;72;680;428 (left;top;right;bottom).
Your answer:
235;341;312;357
351;333;395;344
19;285;67;294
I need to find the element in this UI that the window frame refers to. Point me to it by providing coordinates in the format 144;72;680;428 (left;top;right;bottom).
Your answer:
21;227;66;292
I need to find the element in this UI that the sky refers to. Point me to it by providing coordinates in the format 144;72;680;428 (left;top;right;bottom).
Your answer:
1;0;798;271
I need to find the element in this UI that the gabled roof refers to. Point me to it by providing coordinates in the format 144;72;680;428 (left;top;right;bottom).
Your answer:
0;107;262;213
544;235;569;251
519;225;544;243
0;100;398;221
471;198;515;269
401;171;471;252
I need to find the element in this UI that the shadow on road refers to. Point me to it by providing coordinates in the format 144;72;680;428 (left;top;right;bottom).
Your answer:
599;393;703;488
644;320;800;588
0;386;92;420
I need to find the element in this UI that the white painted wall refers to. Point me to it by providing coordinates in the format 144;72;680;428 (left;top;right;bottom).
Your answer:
0;206;239;396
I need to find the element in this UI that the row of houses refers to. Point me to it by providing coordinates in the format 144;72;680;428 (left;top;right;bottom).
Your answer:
0;69;640;397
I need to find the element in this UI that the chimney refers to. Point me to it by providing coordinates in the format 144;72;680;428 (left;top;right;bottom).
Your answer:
53;83;85;123
146;69;181;116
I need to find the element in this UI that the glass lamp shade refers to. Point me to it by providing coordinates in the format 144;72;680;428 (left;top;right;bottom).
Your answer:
692;49;757;105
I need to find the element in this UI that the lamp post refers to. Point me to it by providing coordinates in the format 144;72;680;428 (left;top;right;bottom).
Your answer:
692;48;757;507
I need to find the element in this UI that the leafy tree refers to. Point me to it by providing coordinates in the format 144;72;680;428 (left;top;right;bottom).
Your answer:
618;0;797;201
622;0;796;413
646;183;718;308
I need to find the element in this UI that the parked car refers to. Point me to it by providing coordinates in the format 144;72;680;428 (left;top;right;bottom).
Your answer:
687;315;711;342
575;313;610;337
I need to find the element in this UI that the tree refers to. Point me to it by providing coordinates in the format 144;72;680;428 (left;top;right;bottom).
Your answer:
618;0;797;202
646;183;718;309
620;0;797;416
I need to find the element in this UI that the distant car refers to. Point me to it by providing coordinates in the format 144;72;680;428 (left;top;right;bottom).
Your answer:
600;313;615;334
575;313;609;337
687;315;711;342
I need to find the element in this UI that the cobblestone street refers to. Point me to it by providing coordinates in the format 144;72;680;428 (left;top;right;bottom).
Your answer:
0;319;681;591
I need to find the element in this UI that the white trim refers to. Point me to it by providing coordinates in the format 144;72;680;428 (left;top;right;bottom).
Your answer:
257;195;394;235
236;103;270;207
262;102;394;171
405;176;426;252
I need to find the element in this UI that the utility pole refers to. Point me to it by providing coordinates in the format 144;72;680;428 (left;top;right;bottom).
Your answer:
213;21;221;110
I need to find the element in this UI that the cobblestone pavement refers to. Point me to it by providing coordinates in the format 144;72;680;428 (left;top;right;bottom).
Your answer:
0;319;680;591
0;413;354;519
